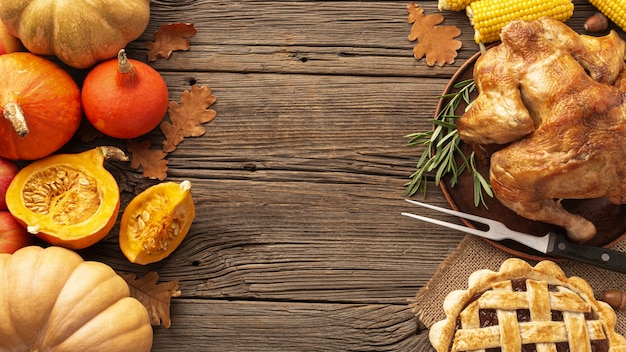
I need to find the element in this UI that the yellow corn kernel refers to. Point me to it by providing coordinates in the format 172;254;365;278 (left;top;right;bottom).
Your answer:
589;0;626;31
467;0;575;43
438;0;475;11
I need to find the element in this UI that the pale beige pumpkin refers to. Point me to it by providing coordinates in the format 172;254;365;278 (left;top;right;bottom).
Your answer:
0;246;153;351
0;0;151;68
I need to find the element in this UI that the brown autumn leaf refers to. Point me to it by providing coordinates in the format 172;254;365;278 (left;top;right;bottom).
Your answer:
118;271;181;328
161;84;217;153
407;3;462;67
146;22;197;62
127;140;169;180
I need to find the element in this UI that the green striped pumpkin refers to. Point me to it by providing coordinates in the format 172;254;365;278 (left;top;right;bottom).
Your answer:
0;0;150;68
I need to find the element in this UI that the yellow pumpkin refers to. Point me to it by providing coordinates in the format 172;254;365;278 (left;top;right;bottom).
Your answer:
0;0;151;68
120;180;195;265
0;245;153;351
5;147;127;249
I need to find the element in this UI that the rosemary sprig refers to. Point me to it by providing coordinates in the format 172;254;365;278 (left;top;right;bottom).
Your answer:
405;78;493;208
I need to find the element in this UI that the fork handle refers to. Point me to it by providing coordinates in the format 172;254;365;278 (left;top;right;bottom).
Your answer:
547;231;626;274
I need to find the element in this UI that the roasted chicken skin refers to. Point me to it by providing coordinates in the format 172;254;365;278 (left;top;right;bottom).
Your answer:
457;17;626;243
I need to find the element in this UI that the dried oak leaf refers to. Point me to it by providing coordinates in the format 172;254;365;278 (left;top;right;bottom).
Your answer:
127;140;169;180
146;22;197;62
161;84;217;153
407;3;462;67
119;271;181;328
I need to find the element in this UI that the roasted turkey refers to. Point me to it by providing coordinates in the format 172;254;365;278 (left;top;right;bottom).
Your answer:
457;17;626;243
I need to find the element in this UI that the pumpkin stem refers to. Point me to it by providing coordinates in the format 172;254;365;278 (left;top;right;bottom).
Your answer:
98;146;129;162
3;102;29;137
117;49;133;74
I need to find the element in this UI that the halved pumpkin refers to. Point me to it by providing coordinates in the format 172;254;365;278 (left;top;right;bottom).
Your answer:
120;180;195;264
5;147;127;249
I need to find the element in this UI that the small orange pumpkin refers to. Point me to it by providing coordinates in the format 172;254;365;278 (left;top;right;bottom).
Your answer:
0;52;82;160
82;49;169;139
5;147;127;249
119;180;195;264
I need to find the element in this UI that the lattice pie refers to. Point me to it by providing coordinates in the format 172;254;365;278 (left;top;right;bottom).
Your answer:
429;258;626;351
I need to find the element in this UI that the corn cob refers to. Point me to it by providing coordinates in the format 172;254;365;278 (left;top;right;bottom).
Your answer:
438;0;475;11
467;0;575;44
588;0;626;31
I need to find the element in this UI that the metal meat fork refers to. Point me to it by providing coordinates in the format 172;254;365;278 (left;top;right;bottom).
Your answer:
402;199;626;274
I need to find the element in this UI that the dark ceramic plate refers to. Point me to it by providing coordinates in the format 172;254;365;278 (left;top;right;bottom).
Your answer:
436;50;626;261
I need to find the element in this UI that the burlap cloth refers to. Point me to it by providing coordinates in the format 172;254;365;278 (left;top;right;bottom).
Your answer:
411;234;626;335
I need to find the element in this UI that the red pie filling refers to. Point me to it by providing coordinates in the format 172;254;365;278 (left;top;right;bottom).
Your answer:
453;279;610;352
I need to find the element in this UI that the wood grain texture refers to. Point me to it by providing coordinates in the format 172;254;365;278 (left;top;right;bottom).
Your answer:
55;0;620;350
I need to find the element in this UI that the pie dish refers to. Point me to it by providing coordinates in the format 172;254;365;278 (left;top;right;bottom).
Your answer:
429;258;626;351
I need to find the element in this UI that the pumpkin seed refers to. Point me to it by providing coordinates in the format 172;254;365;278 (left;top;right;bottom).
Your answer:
21;166;100;225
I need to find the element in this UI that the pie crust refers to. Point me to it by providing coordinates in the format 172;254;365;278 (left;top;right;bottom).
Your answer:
428;258;626;351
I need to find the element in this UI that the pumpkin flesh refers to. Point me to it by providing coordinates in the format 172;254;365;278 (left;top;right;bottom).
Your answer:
5;147;126;249
120;180;195;264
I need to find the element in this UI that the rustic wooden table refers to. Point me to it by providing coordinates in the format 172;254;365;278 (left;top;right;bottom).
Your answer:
61;1;624;350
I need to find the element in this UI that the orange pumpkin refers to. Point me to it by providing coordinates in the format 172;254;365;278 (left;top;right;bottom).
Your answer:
5;147;127;249
82;49;169;139
0;52;82;161
120;180;195;264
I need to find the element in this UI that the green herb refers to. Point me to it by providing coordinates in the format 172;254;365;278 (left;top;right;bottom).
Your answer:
405;78;493;207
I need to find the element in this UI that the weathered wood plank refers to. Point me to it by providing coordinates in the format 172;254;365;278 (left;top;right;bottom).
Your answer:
81;172;463;300
124;0;620;79
127;0;478;77
150;299;430;352
159;71;445;160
